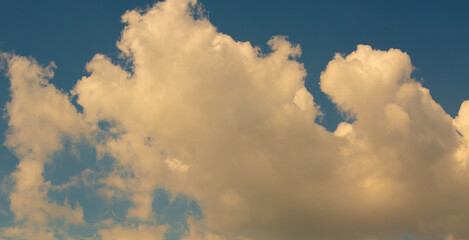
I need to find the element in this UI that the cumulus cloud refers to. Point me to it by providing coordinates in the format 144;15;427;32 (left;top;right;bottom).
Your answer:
320;46;469;239
1;0;469;239
0;53;86;239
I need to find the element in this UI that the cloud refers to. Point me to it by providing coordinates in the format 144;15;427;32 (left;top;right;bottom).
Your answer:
1;0;469;239
0;53;86;239
165;158;190;173
319;45;469;239
98;224;167;240
181;219;252;240
454;100;469;167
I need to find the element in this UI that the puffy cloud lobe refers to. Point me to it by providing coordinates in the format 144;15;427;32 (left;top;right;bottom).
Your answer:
455;101;469;138
2;0;469;239
321;46;469;239
320;45;413;115
0;54;86;239
454;101;469;169
3;54;85;157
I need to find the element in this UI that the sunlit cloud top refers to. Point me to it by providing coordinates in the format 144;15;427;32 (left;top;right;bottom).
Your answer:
0;0;468;239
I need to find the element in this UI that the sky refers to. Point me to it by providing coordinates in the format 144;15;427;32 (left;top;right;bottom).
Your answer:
0;0;468;240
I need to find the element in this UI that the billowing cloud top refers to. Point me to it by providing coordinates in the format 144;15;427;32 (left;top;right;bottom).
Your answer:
1;0;468;239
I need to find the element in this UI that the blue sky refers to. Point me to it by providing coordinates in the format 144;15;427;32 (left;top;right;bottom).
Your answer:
0;0;468;240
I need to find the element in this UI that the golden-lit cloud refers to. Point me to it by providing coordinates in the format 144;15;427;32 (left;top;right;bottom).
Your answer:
0;53;86;239
1;0;468;239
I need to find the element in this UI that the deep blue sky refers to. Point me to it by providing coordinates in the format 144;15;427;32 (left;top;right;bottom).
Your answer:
0;1;468;239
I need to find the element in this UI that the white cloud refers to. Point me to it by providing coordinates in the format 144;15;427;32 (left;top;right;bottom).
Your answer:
454;100;469;168
2;0;469;239
0;53;86;239
165;158;190;172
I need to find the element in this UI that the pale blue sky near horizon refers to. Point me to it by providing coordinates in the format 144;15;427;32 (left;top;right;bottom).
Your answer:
0;1;468;239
